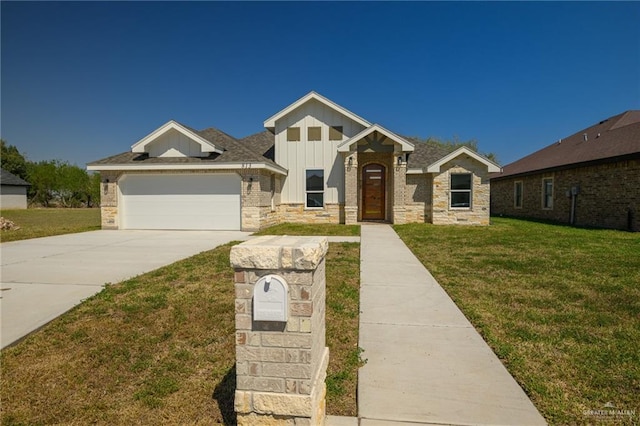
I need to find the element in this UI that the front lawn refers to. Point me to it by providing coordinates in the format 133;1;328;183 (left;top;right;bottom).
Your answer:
395;218;640;425
253;223;360;236
0;242;361;424
0;208;100;242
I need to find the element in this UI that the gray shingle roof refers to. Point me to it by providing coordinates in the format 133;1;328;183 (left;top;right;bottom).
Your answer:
0;168;30;186
88;123;485;173
239;131;275;161
492;110;640;180
87;124;282;169
403;137;456;169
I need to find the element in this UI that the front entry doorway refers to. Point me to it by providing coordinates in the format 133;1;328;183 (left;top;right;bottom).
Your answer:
362;164;386;220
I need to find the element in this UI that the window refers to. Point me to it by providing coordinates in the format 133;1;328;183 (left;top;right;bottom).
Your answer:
305;169;324;208
308;126;321;141
287;127;300;142
542;178;553;209
450;173;472;208
329;126;343;141
514;181;523;208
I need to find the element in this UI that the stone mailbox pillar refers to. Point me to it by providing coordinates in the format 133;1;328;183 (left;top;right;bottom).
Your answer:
230;236;330;426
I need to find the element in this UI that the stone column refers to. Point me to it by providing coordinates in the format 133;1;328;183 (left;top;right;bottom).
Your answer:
230;236;330;426
344;153;358;225
100;171;120;229
393;156;407;224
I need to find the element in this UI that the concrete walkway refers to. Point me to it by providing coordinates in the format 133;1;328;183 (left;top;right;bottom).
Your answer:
356;224;546;425
0;230;251;349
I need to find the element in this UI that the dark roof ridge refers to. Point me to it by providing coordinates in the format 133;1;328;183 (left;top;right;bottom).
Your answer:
610;110;640;131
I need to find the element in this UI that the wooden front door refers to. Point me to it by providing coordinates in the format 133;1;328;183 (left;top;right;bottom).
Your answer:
362;164;386;220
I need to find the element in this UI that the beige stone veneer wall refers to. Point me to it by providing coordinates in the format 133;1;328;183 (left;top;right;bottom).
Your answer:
405;174;433;223
431;155;492;225
275;203;343;225
99;171;122;229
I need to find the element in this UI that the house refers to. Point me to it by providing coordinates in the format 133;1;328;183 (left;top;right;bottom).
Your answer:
87;92;499;231
0;168;30;209
490;111;640;231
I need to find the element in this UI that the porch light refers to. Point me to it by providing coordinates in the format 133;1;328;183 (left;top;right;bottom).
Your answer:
397;156;403;165
348;157;353;167
103;178;109;195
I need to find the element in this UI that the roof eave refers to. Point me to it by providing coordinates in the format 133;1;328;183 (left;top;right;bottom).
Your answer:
426;146;501;173
490;151;640;181
87;162;288;176
131;120;224;155
337;124;415;153
264;91;371;129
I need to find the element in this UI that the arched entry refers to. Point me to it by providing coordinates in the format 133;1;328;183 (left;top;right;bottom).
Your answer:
362;163;386;220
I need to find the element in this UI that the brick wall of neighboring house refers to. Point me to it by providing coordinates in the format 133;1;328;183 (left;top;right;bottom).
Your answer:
432;156;492;225
491;158;640;231
405;174;433;223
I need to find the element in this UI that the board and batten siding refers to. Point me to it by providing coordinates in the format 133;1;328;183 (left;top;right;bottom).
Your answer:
275;99;367;204
147;128;207;158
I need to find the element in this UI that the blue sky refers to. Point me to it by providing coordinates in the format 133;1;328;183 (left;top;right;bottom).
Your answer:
2;1;639;167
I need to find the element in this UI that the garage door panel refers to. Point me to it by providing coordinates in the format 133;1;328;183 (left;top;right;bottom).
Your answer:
120;174;241;230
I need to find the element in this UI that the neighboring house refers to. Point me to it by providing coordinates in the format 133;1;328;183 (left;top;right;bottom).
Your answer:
87;92;499;231
491;111;640;231
0;168;30;209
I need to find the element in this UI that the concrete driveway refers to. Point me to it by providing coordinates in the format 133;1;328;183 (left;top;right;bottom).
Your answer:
0;230;251;349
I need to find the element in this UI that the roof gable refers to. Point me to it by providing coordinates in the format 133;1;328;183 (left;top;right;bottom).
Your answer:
426;146;501;173
337;124;415;153
131;120;224;157
494;110;640;179
264;91;370;130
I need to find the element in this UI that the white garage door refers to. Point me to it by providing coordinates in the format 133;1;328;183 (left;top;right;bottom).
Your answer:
119;174;241;230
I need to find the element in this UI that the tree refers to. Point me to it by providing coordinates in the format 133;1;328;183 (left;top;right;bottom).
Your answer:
412;135;479;152
483;152;500;165
56;162;90;207
1;140;28;180
27;160;58;207
87;172;101;208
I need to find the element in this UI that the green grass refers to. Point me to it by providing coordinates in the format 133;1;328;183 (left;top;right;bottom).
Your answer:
325;243;364;415
395;218;640;425
0;242;361;424
0;208;100;242
253;222;360;236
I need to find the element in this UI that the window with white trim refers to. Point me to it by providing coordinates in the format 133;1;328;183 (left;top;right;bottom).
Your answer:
542;178;553;209
305;169;324;208
514;181;523;208
450;173;472;208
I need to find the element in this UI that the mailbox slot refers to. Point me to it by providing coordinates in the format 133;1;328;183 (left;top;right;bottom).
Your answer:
253;274;288;322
